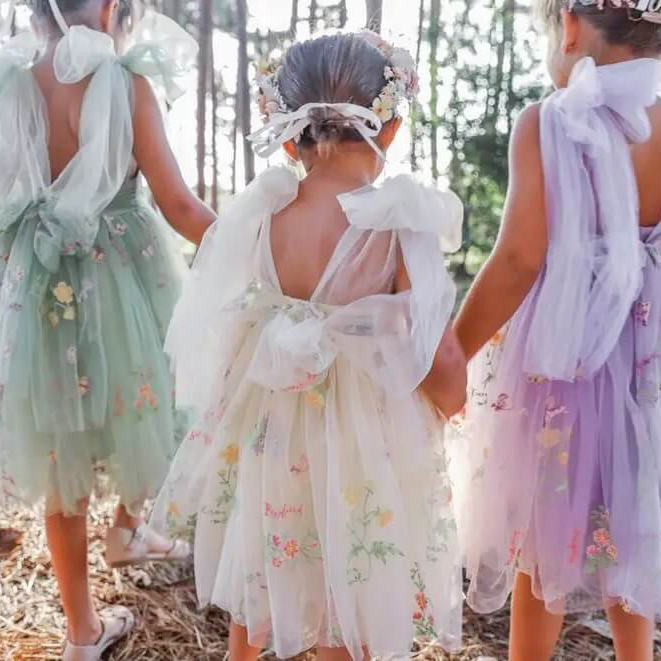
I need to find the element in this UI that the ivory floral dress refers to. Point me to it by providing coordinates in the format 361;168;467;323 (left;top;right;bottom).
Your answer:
451;57;661;618
0;14;196;515
150;167;464;660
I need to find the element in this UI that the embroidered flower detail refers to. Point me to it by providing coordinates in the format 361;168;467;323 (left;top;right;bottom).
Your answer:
491;393;512;412
528;373;548;385
283;539;300;559
92;247;106;263
635;302;651;326
220;443;239;465
141;245;155;259
378;509;394;528
66;346;77;365
272;556;283;568
53;282;74;305
63;305;76;321
272;534;282;548
168;502;181;517
558;451;570;465
78;376;91;397
585;507;618;574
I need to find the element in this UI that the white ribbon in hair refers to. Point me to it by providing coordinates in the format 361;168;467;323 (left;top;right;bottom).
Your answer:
248;102;386;160
48;0;70;34
635;0;661;24
1;0;16;38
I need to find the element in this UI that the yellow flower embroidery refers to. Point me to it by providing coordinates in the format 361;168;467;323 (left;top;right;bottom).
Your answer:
558;451;569;465
538;427;572;449
220;443;239;465
342;486;363;508
48;311;59;328
378;510;394;528
169;502;181;517
305;390;325;409
53;282;74;305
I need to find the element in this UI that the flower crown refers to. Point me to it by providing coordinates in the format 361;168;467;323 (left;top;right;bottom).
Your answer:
254;31;420;127
569;0;661;23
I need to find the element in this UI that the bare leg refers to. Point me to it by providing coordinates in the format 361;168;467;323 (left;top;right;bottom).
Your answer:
45;499;101;645
607;604;653;661
317;647;370;660
228;622;262;661
509;572;564;661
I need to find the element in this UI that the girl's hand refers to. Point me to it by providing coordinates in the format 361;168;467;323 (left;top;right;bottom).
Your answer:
132;75;216;245
454;103;548;360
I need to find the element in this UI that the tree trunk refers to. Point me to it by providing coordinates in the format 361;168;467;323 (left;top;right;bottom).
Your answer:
290;0;299;37
428;0;440;182
196;0;212;200
365;0;382;32
236;0;255;185
339;0;348;27
410;0;425;171
309;0;318;33
210;40;219;211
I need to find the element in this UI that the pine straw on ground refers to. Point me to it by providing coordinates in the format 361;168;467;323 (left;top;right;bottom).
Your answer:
1;499;660;661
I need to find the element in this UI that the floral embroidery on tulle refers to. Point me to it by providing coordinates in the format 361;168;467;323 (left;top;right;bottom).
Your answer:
491;393;512;412
78;376;91;397
305;379;330;409
634;302;651;326
246;416;268;456
537;397;571;450
411;563;437;638
527;374;549;385
166;501;197;543
91;246;106;263
345;483;404;585
289;454;309;476
506;530;523;567
45;280;76;327
203;443;239;526
133;382;159;419
266;531;321;568
66;346;77;365
585;507;618;574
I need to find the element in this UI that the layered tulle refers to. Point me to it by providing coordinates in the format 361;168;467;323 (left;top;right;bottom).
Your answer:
151;168;464;659
0;182;187;514
450;57;661;619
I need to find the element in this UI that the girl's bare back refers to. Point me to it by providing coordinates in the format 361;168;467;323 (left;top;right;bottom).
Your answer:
633;100;661;228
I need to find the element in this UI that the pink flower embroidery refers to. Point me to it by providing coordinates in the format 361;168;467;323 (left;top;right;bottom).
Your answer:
272;534;282;548
491;393;512;412
78;376;91;397
593;528;610;547
415;593;428;611
635;302;651;326
283;539;299;559
586;544;600;558
412;611;422;621
271;557;283;568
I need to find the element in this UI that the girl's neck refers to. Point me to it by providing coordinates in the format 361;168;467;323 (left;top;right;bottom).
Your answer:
301;148;380;195
590;42;660;66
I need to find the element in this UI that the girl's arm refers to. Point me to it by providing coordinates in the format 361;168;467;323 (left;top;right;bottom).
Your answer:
454;103;548;361
395;251;467;418
132;75;216;245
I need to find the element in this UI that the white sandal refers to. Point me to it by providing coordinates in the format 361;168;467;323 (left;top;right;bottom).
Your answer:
63;606;134;661
106;523;190;568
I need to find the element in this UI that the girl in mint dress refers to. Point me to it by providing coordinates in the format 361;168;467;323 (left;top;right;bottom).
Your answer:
0;0;214;658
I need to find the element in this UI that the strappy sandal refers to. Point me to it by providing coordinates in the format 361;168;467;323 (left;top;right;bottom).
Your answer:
63;605;134;661
106;523;190;568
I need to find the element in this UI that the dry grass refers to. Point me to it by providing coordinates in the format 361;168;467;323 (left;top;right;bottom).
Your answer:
1;499;660;661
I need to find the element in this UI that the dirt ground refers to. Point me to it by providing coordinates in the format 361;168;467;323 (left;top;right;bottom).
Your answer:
1;499;660;661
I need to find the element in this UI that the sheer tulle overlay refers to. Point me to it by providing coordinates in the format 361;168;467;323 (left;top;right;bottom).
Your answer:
450;57;661;618
0;13;196;515
150;168;464;659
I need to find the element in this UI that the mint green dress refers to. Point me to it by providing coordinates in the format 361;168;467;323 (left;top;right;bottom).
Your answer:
0;13;198;515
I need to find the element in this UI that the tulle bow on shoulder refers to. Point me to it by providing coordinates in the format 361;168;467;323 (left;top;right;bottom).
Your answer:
0;12;197;272
524;56;661;380
167;168;463;414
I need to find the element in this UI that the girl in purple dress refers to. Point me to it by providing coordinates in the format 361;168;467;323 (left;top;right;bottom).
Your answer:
453;1;661;659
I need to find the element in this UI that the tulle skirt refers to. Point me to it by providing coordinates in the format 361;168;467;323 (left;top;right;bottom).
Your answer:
450;226;661;619
0;180;187;515
150;319;463;660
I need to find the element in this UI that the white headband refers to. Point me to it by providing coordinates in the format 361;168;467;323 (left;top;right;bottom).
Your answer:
248;101;387;161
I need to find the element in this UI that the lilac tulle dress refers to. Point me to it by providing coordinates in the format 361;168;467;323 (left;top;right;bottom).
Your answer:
451;56;661;618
